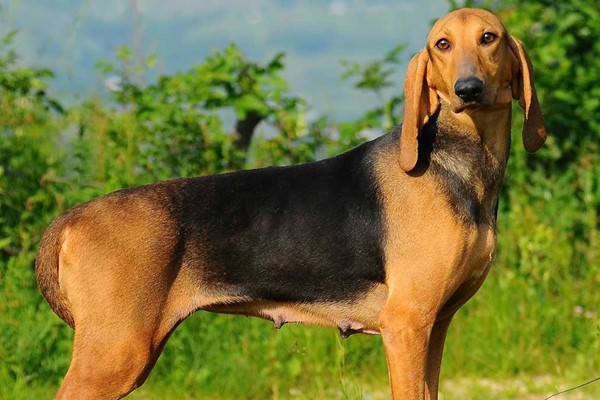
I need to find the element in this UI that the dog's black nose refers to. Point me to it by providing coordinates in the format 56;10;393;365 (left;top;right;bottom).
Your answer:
454;77;484;102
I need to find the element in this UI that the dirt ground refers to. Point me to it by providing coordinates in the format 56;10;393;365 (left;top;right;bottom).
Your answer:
356;376;600;400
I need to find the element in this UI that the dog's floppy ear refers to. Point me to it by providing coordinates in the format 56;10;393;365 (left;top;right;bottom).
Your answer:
508;36;547;153
400;50;439;172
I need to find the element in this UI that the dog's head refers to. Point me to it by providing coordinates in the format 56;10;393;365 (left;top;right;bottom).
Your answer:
399;8;546;172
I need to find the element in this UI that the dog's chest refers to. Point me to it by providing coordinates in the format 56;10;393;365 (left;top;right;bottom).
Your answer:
463;224;497;281
428;130;505;226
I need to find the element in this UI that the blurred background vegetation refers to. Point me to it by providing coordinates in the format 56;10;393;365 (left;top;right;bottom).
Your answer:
1;0;600;399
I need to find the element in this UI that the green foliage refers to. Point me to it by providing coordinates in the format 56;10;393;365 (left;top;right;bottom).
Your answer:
0;32;74;398
448;0;499;9
92;43;315;184
502;0;600;167
341;44;406;130
110;43;301;123
500;0;600;330
0;31;65;266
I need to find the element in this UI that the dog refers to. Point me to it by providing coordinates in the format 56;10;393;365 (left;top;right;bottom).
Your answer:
36;8;545;400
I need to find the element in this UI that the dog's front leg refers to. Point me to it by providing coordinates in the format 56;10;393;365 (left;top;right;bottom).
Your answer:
379;301;436;400
424;314;454;400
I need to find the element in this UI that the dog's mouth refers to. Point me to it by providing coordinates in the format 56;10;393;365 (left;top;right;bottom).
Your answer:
452;90;497;113
452;98;484;114
438;91;492;113
454;100;485;113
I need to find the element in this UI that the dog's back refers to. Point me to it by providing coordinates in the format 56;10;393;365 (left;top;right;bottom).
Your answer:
35;133;390;331
180;138;386;304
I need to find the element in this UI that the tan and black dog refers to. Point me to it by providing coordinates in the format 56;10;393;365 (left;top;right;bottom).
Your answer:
36;8;546;400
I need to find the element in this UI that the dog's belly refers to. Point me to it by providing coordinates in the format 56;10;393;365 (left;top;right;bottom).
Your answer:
202;282;388;336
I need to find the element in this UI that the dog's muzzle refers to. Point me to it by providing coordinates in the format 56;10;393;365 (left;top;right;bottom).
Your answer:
454;77;484;103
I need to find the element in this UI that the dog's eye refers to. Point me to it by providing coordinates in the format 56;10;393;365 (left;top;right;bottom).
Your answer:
435;38;451;50
482;32;497;44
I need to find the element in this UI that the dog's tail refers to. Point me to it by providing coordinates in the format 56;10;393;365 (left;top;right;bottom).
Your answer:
35;211;75;329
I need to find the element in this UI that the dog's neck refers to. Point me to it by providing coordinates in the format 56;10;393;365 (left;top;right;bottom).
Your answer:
436;102;512;166
418;101;513;225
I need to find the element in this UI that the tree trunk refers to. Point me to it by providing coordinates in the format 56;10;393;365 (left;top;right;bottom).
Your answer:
234;111;263;151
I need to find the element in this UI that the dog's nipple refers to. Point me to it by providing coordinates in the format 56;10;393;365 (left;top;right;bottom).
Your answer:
337;319;364;339
273;315;286;329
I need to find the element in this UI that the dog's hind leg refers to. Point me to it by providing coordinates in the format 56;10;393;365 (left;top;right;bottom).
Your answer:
55;325;163;399
53;271;185;400
50;202;189;399
53;266;184;400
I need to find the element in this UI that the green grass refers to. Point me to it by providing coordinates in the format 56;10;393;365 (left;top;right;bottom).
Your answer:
4;268;598;400
129;313;386;400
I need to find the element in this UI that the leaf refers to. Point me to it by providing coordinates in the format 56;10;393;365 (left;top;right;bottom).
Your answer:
146;52;158;68
287;356;302;378
0;237;12;250
340;60;361;80
267;52;286;72
383;44;407;64
233;94;269;118
95;60;115;75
